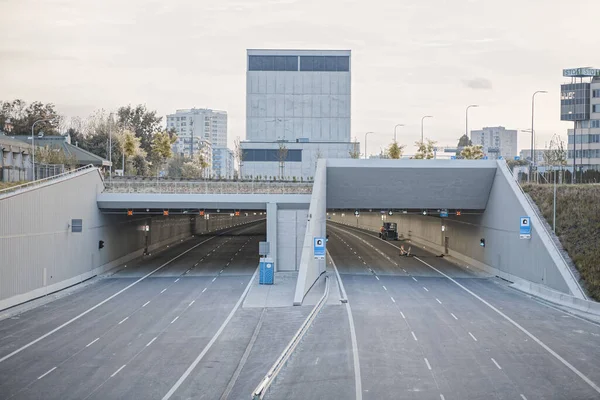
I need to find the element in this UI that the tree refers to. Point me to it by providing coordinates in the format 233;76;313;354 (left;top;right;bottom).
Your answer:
386;140;406;159
349;138;361;159
543;134;568;183
278;141;288;179
455;134;472;156
0;100;60;136
116;104;163;154
117;129;145;175
181;154;209;179
150;131;176;176
36;145;78;169
234;136;244;179
460;145;485;160
414;139;437;159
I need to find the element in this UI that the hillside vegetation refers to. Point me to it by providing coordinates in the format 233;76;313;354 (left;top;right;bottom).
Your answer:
0;181;26;191
524;184;600;300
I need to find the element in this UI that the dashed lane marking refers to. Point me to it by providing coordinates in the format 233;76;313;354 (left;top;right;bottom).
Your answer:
491;358;502;369
424;358;432;370
86;338;100;347
146;337;157;347
111;365;126;378
142;301;150;308
37;367;57;380
411;332;418;341
468;332;478;342
118;317;128;324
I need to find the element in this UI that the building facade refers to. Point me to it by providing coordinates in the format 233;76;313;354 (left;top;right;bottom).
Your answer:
0;134;33;181
470;126;517;160
212;147;234;179
560;68;600;173
242;49;355;179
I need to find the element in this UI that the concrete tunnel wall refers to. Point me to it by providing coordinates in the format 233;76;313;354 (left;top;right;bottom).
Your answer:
0;169;262;311
328;161;585;298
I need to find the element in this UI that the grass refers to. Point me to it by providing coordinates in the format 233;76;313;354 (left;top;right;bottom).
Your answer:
523;184;600;301
0;181;27;191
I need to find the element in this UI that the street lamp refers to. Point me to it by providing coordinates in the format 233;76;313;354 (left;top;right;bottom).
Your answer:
465;105;479;137
31;117;56;181
421;116;433;143
531;90;547;180
393;124;404;142
364;131;374;159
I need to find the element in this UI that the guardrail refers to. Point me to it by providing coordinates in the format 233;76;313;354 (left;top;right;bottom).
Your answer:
509;163;587;300
252;275;329;399
103;181;313;195
0;164;97;199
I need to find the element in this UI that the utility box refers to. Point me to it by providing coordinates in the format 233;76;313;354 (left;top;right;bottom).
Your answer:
259;257;274;285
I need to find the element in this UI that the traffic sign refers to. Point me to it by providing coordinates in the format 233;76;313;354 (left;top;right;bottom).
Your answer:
388;210;393;216
456;211;462;216
440;210;448;218
520;216;531;239
451;156;456;160
483;156;488;160
127;210;133;216
163;210;169;216
314;237;326;260
498;156;503;160
514;156;520;161
354;210;359;217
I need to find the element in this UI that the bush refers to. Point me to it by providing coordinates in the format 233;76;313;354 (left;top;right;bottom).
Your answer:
524;184;600;300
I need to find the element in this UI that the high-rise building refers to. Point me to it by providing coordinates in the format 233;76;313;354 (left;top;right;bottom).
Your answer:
241;49;358;179
212;147;234;179
470;126;517;160
560;68;600;174
166;108;228;177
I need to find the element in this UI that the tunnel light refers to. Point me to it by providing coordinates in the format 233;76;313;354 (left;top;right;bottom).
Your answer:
422;211;427;216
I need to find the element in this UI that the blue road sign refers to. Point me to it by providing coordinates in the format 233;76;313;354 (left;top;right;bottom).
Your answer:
440;210;448;218
520;216;531;239
451;156;456;160
483;156;488;160
314;237;326;259
498;156;503;160
514;156;520;161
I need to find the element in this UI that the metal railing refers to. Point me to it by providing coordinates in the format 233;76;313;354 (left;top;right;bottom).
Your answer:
507;162;587;299
0;164;97;199
103;181;313;195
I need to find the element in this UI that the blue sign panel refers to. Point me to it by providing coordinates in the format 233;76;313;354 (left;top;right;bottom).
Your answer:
520;216;531;239
483;156;488;160
514;156;520;161
451;156;456;160
440;210;448;218
314;237;326;259
498;156;503;160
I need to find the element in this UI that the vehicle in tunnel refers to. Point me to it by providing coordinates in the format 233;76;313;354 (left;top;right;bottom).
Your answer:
378;222;398;241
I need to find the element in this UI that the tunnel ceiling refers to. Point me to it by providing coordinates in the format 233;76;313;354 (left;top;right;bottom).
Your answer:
325;159;497;210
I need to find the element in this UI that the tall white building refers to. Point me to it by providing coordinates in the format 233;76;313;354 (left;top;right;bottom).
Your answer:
241;49;357;179
212;147;234;179
470;126;518;160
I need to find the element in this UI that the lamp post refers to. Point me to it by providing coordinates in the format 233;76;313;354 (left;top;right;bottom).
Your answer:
108;113;114;178
31;118;55;181
364;131;374;159
393;124;404;142
531;90;547;182
465;105;479;138
421;116;433;143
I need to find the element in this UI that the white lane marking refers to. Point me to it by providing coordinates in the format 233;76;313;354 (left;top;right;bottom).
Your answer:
390;297;396;303
142;301;150;308
423;287;429;292
402;269;407;273
111;365;126;377
424;358;432;370
118;317;128;325
440;395;445;400
162;268;259;400
382;286;387;291
202;288;207;293
37;366;57;380
189;300;195;306
171;316;179;324
146;337;157;347
436;298;442;304
468;332;478;342
411;331;418;341
451;313;458;320
520;395;528;400
160;288;167;294
174;278;180;283
86;338;100;347
412;277;418;282
400;311;406;319
491;358;502;369
363;261;367;265
194;263;199;267
220;269;224;274
409;256;600;395
212;278;216;282
226;263;230;266
375;276;380;281
0;234;220;364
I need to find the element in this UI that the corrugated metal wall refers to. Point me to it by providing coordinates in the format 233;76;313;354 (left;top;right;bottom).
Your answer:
0;170;264;309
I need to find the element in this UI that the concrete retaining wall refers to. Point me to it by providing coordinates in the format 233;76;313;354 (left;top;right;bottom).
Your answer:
0;169;261;311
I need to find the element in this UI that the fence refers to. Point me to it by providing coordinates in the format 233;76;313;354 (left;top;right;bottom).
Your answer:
102;180;313;195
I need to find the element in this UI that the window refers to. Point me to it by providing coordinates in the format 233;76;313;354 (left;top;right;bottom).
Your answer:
593;105;600;113
248;55;298;71
299;56;350;72
592;120;600;128
242;149;302;162
593;89;600;98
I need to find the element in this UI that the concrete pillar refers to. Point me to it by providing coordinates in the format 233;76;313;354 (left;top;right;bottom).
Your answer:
266;202;278;271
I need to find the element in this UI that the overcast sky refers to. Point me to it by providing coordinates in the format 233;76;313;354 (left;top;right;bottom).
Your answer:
1;0;599;155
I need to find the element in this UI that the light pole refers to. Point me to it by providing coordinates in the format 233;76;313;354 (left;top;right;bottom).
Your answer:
531;90;547;182
465;105;479;138
108;113;114;177
421;116;433;143
394;124;404;142
364;131;374;159
31;118;55;181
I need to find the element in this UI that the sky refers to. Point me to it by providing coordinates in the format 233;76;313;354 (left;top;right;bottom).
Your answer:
1;0;599;156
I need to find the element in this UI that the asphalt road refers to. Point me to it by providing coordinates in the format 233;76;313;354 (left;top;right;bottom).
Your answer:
0;220;311;400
